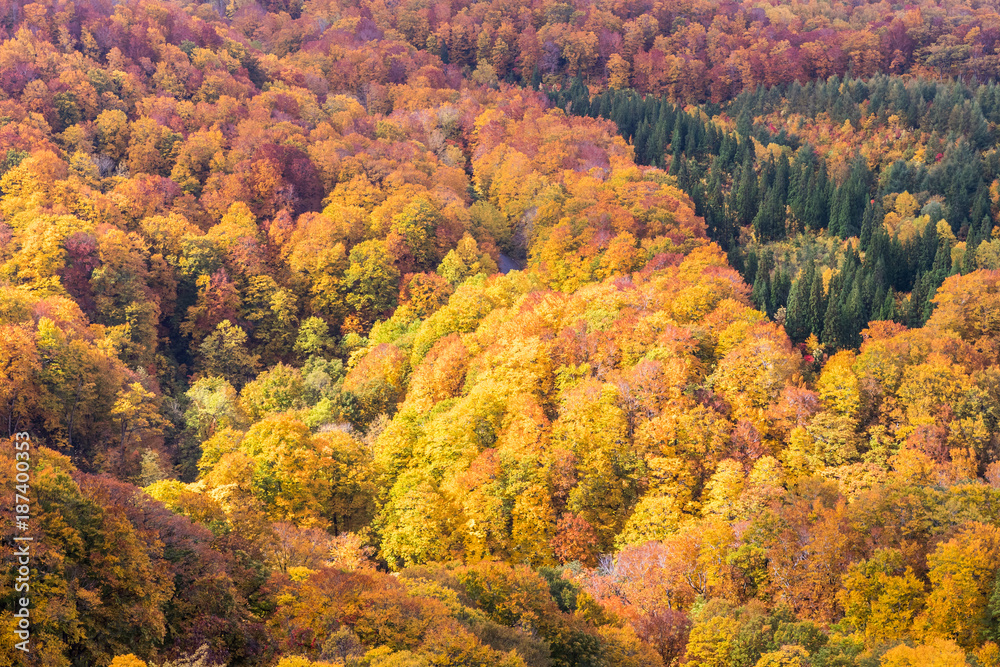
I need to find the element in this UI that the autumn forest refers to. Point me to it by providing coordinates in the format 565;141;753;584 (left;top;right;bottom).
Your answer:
6;0;1000;665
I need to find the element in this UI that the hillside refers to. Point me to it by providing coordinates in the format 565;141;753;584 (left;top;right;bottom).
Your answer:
3;1;1000;666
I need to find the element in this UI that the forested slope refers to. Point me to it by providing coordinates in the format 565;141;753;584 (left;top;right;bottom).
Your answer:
3;0;1000;666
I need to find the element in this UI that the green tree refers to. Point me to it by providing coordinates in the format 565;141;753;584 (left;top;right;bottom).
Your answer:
199;320;260;389
342;240;401;322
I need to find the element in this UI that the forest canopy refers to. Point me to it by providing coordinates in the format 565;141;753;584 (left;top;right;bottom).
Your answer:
4;0;1000;666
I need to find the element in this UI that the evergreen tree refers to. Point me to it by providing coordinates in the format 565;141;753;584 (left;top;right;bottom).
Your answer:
963;237;980;274
822;290;842;348
737;106;752;137
829;159;872;238
908;271;927;327
785;273;809;342
753;180;785;242
881;288;897;321
809;268;826;337
735;154;759;229
752;269;771;316
744;248;759;287
842;281;864;348
669;121;683;175
859;199;879;250
771;267;792;318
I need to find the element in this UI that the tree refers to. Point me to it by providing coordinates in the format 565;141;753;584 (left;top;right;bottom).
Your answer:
0;324;41;436
816;351;861;419
199;320;260;390
607;54;631;90
754;646;809;667
709;323;799;426
184;376;242;444
342;240;401;322
201;413;372;531
437;234;498;286
159;645;227;667
376;469;454;569
341;343;409;429
320;627;365;663
554;380;642;550
916;522;1000;648
880;639;968;667
96;109;130;163
240;363;305;421
181;269;242;349
386;195;441;273
293;317;337;360
110;381;168;478
91;228;161;366
838;548;925;644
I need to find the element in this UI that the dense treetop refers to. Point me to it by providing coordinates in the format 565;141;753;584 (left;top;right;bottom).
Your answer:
4;0;1000;665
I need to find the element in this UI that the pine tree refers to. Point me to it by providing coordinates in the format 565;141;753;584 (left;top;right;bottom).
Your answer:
919;221;939;273
880;288;897;322
829;185;847;237
785;274;808;342
803;161;831;230
735;154;759;229
753;181;785;242
963;234;982;274
859;199;878;250
737;106;752;137
771;267;792;318
908;272;927;327
744;248;759;287
752;270;771;316
809;268;826;337
669;122;683;175
822;291;842;348
842;281;864;348
634;120;650;164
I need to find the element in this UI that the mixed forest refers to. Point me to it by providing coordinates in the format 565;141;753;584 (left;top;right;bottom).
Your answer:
8;0;1000;665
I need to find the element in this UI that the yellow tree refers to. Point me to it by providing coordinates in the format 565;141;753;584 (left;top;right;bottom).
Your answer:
915;522;1000;648
554;379;641;550
0;324;40;436
607;53;631;89
880;638;968;667
816;350;861;420
709;322;799;428
837;548;925;644
109;381;167;478
376;469;455;569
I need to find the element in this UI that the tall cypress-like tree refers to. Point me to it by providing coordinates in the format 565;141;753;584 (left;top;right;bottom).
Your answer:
829;159;872;238
878;288;897;322
751;252;773;315
735;154;759;229
822;290;842;348
669;119;684;175
842;281;864;348
771;267;792;317
752;269;772;316
809;268;826;338
908;272;927;327
785;272;809;342
753;188;779;242
859;199;879;250
803;161;831;230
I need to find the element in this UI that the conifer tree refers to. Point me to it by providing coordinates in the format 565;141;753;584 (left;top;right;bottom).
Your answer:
809;269;826;338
